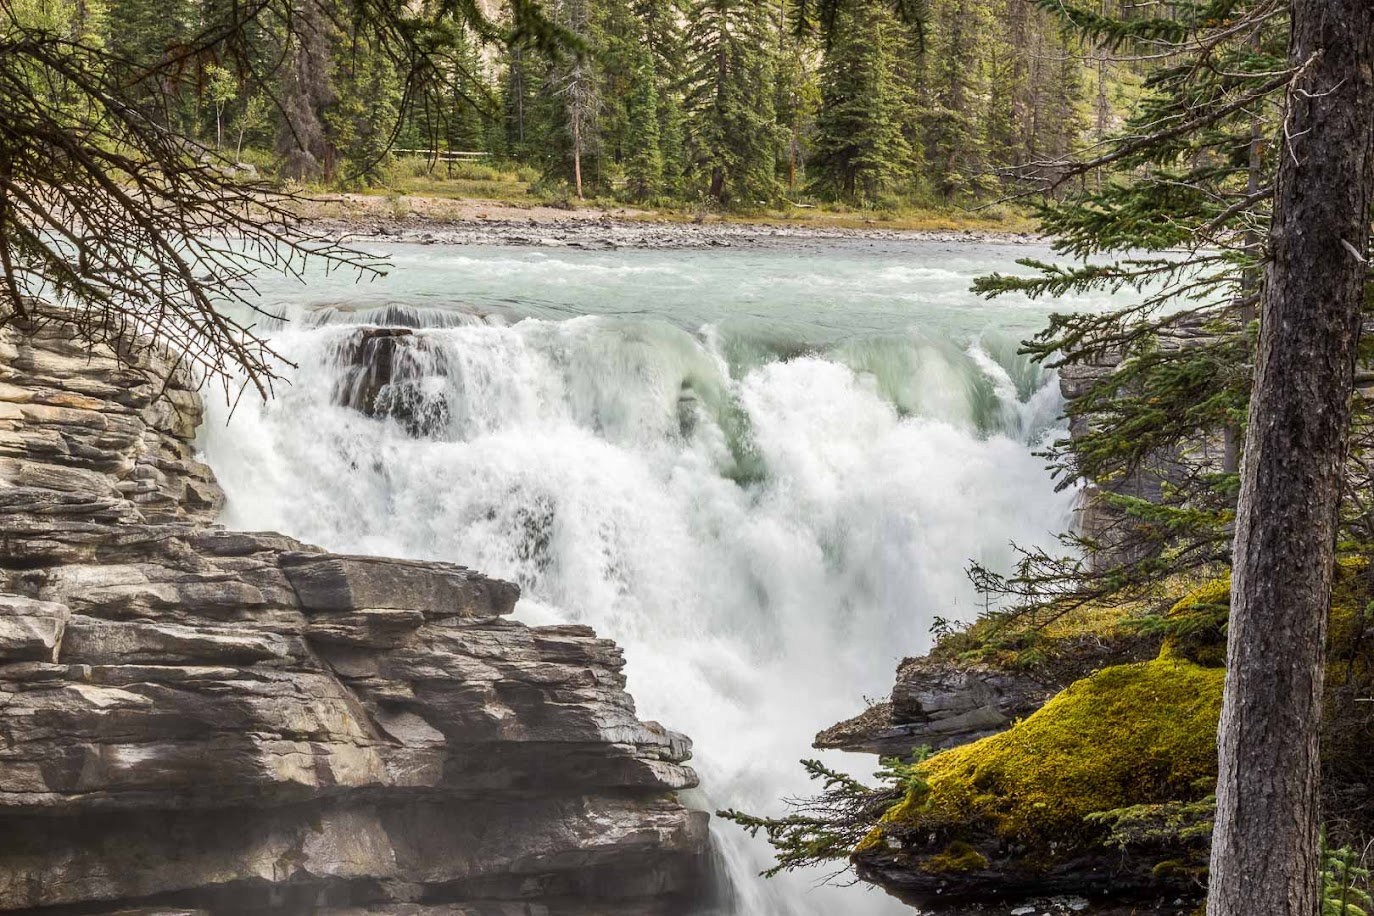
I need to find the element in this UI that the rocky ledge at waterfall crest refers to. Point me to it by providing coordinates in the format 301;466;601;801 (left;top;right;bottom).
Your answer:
0;318;708;914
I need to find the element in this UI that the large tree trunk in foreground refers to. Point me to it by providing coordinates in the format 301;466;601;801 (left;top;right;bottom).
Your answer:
1208;4;1374;915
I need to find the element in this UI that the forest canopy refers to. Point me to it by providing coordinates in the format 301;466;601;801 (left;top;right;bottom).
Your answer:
3;0;1128;206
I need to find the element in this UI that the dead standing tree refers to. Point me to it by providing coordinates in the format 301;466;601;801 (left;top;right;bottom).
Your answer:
546;0;597;200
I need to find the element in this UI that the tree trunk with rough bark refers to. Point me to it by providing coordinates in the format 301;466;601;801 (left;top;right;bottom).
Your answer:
1208;4;1374;915
572;110;584;200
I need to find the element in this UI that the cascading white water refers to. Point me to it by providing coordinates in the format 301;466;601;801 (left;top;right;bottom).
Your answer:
200;241;1112;915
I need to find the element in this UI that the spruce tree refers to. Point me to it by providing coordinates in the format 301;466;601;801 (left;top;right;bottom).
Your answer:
503;44;538;159
433;21;495;156
965;0;1290;609
540;0;600;198
658;88;690;197
632;0;688;74
773;0;819;195
624;44;663;200
811;0;911;200
588;0;636;189
914;0;988;197
329;36;403;184
1209;3;1374;911
684;0;785;205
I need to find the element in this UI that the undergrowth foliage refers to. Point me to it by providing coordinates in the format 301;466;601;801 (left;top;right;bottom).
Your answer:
717;753;931;878
1323;839;1374;916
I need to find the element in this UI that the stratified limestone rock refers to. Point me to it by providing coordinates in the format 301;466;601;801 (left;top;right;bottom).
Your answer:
282;553;519;617
816;658;1055;756
1055;317;1229;571
0;318;708;914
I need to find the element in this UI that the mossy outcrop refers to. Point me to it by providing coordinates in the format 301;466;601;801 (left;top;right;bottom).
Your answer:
882;658;1222;844
851;657;1223;903
827;562;1374;909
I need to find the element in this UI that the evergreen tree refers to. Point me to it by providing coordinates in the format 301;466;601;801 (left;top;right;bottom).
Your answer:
915;0;988;197
429;20;495;155
632;0;688;73
624;44;663;199
659;88;690;197
541;0;600;197
105;0;197;91
503;44;541;160
773;0;819;195
684;0;784;205
811;0;911;199
964;0;1290;608
329;35;402;183
629;0;690;196
1209;2;1374;911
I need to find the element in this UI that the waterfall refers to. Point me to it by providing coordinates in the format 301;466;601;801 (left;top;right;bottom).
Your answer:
200;244;1084;915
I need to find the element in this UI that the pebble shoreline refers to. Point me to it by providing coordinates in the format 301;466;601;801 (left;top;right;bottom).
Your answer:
313;213;1047;251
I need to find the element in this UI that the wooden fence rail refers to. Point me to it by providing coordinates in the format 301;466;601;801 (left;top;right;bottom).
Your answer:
392;149;487;162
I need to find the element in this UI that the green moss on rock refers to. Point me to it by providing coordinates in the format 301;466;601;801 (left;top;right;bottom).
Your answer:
854;826;887;854
880;658;1224;853
857;555;1374;875
1157;578;1231;667
926;840;989;873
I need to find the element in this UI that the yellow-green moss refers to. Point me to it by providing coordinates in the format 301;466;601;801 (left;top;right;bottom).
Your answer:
1158;578;1231;667
1152;859;1206;881
881;658;1224;851
925;840;989;873
1331;556;1371;653
854;826;887;854
1324;557;1374;823
1153;562;1369;671
930;575;1214;674
886;556;1373;864
1166;579;1231;617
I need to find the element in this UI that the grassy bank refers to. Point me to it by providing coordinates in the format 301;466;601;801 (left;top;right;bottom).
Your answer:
299;156;1039;233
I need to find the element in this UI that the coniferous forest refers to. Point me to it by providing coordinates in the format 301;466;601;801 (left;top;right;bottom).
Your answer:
4;0;1374;914
83;0;1128;207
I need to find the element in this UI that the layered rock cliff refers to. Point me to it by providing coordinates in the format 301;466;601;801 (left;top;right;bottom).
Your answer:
0;318;709;914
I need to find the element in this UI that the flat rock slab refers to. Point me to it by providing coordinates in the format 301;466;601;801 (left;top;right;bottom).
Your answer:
0;595;69;662
281;553;519;618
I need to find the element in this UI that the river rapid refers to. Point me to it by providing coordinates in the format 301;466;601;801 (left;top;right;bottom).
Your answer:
200;239;1126;915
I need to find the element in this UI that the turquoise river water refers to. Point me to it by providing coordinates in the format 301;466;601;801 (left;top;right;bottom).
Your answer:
200;239;1130;915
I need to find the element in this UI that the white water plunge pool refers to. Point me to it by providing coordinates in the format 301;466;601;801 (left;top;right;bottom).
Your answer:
200;239;1128;915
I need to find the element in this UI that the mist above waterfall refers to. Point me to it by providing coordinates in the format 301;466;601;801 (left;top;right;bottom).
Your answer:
202;241;1123;915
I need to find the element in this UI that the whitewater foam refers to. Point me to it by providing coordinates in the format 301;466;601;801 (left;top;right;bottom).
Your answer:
201;243;1093;915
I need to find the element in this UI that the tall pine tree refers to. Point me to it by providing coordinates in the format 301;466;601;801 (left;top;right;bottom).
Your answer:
812;0;912;199
684;0;784;205
624;43;663;199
